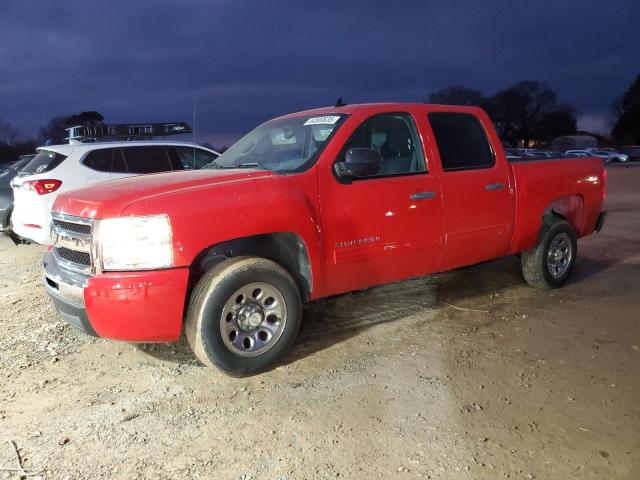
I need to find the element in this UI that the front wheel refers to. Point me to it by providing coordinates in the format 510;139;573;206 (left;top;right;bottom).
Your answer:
521;218;577;289
185;257;301;376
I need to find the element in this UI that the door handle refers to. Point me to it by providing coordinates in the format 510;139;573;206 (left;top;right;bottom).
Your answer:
485;183;505;191
410;191;436;200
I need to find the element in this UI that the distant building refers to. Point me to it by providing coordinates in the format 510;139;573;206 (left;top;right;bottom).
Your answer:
550;135;598;151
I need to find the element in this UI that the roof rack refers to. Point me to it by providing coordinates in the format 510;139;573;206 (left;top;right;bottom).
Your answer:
65;122;192;143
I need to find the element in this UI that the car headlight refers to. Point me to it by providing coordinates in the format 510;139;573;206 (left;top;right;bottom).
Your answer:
96;215;173;271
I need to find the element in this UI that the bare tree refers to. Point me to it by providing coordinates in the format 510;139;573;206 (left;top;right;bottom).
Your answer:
612;74;640;144
39;111;104;144
482;80;572;145
0;119;20;145
533;111;577;142
428;86;485;106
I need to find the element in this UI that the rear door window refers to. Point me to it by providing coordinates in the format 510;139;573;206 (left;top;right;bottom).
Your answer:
82;148;114;172
428;112;494;171
21;150;68;174
172;146;219;169
121;146;172;174
112;149;128;173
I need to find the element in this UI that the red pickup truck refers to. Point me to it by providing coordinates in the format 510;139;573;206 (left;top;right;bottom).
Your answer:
44;103;606;375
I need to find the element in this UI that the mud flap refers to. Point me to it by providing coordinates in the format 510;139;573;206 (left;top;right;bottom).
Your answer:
595;212;607;233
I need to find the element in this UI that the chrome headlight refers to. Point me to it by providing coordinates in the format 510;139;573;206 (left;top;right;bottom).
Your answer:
96;215;173;271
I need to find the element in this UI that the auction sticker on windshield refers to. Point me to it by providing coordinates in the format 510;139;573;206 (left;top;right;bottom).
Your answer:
303;116;341;126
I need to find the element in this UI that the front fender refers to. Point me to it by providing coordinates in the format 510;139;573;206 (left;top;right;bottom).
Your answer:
121;172;325;298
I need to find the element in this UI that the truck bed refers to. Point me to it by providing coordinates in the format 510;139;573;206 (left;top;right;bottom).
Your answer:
507;156;605;253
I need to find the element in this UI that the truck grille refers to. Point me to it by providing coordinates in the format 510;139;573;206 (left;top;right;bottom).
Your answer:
52;219;91;235
56;247;91;266
51;213;94;274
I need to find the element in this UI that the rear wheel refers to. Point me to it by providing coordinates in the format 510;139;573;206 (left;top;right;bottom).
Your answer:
521;218;577;289
185;257;301;376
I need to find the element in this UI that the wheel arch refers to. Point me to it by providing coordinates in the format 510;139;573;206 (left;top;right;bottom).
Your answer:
510;193;586;254
543;193;585;235
187;232;313;303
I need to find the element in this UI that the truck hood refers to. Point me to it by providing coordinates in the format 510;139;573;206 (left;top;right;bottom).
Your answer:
53;169;275;219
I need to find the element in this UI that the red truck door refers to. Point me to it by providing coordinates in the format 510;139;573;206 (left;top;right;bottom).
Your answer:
318;112;444;295
427;112;514;269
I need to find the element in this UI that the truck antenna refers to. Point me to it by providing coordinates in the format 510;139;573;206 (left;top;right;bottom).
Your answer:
193;95;197;144
335;97;347;107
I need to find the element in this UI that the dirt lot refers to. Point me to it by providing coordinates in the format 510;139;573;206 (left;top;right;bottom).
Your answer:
1;165;638;480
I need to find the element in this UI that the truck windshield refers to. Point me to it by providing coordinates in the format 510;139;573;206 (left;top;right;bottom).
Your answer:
209;114;346;173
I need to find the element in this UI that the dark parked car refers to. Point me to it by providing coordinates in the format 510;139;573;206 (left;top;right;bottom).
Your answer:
619;146;640;162
0;154;36;231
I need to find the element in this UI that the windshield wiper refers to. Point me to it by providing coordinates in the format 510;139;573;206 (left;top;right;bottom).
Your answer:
204;161;264;170
216;162;263;170
234;162;261;169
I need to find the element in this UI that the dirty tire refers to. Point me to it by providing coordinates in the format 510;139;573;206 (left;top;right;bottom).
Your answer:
186;256;301;376
521;218;577;289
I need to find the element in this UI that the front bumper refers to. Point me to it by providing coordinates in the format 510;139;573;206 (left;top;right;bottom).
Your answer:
43;251;190;342
11;192;53;244
12;215;52;244
43;250;97;336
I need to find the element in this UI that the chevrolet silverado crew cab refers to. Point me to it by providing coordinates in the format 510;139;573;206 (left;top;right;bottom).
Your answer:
43;104;606;376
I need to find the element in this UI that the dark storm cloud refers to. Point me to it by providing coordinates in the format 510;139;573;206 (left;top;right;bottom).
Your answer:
1;0;638;144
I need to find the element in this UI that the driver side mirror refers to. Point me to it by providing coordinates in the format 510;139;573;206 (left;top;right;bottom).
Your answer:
334;148;382;182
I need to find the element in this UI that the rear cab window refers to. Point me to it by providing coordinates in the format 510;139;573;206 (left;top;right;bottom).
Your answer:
22;150;68;174
428;112;494;171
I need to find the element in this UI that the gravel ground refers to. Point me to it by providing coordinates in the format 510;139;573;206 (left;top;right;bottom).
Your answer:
0;165;638;480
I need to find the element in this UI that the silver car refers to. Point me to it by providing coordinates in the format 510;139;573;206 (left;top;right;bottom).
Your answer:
587;148;629;162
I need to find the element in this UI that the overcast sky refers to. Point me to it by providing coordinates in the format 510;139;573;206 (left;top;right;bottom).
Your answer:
1;0;638;146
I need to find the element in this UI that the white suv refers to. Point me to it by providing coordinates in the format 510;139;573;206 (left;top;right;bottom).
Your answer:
11;141;219;244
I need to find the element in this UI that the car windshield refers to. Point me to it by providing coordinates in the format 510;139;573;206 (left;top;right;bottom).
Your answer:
209;114;346;173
